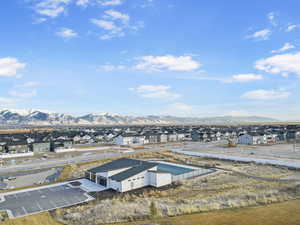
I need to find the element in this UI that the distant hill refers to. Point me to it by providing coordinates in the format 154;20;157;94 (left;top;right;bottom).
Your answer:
0;109;279;126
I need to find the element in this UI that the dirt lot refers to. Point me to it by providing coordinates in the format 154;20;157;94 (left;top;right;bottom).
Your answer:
182;142;300;162
52;151;300;225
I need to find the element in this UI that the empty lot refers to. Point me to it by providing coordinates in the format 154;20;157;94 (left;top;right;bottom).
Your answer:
181;142;300;162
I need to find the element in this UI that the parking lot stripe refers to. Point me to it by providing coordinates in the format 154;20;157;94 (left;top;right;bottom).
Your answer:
61;196;69;204
49;200;57;208
36;202;43;211
73;195;82;202
22;206;27;215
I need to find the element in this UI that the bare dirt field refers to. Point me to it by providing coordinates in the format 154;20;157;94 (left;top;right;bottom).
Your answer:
181;142;300;162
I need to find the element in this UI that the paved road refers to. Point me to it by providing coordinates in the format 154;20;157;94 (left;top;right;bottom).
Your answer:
0;147;162;174
0;142;230;174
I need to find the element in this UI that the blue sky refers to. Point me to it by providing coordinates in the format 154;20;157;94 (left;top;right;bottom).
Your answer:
1;0;300;120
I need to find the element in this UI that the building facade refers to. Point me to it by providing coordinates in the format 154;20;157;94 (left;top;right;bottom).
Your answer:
86;158;172;192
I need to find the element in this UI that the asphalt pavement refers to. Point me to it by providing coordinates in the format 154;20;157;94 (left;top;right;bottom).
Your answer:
0;147;162;174
0;184;93;218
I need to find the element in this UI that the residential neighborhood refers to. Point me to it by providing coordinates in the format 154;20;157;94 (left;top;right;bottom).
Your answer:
0;124;299;158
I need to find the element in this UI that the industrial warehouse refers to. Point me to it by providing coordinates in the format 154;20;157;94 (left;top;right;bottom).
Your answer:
86;158;214;192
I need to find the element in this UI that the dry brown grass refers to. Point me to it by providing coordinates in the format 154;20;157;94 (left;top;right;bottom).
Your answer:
118;199;300;225
57;164;76;181
0;212;61;225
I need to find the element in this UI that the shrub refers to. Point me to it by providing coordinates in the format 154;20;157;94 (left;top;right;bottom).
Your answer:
150;201;159;219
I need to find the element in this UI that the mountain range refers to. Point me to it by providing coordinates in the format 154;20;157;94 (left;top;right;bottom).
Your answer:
0;109;280;126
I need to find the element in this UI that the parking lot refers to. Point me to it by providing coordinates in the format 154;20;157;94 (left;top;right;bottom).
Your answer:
0;184;94;218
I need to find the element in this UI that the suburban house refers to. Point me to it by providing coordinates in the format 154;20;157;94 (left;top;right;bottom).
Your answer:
159;133;168;143
30;141;51;153
238;133;267;145
0;143;6;153
113;134;146;145
146;133;160;143
6;141;30;154
51;139;73;151
86;158;172;192
167;133;178;142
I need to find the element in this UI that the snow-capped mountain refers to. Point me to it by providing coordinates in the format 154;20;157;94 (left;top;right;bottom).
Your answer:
0;109;279;125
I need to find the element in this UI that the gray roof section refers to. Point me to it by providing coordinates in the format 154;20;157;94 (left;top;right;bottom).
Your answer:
88;158;151;173
109;162;158;182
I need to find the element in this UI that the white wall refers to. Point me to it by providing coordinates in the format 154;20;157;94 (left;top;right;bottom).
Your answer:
0;152;34;159
118;166;158;192
155;173;172;187
148;172;172;187
108;178;122;192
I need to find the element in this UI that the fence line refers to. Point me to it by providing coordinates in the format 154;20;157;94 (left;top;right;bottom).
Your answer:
172;168;213;182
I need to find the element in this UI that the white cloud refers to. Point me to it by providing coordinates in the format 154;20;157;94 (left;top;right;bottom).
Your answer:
90;2;142;40
91;9;138;40
229;73;263;82
241;89;290;100
104;10;129;24
271;43;295;53
267;12;277;26
134;55;201;72
141;0;155;8
98;64;125;71
0;57;26;78
0;97;15;104
17;82;40;88
9;82;40;98
255;52;300;76
169;103;193;112
33;18;47;24
91;18;124;39
91;19;119;31
9;90;37;98
286;24;300;32
246;29;271;41
178;73;263;83
56;28;78;38
130;85;181;100
76;0;89;7
34;0;70;18
98;0;123;6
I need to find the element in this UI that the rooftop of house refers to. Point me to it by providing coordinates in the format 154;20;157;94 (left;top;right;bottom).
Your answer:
88;158;154;173
109;162;158;182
